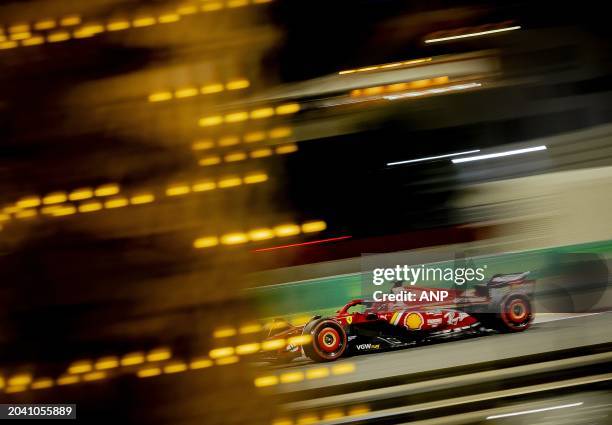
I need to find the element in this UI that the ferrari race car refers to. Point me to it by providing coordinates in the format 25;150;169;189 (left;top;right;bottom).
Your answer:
262;272;535;363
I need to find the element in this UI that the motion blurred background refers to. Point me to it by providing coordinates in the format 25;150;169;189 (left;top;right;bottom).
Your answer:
1;0;612;423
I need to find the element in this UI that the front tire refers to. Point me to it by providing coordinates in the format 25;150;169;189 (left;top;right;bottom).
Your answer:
302;318;347;362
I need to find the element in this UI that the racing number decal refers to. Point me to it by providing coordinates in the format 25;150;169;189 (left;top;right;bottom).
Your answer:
404;312;424;330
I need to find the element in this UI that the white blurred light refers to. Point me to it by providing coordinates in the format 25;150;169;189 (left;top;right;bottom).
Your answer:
387;150;481;166
425;26;521;43
452;145;547;163
486;402;583;419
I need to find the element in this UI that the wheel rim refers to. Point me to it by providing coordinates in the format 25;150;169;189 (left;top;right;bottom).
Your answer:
317;327;340;353
508;299;528;322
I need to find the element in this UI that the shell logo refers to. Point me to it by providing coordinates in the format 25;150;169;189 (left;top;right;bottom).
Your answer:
404;312;424;330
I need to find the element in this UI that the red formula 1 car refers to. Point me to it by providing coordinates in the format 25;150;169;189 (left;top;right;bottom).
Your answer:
262;272;535;363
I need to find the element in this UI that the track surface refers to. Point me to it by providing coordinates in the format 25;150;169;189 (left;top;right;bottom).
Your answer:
274;312;612;392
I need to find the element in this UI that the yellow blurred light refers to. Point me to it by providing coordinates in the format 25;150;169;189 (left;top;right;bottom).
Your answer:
226;79;250;90
275;103;300;115
387;82;409;92
130;194;155;205
95;356;119;370
56;375;80;386
218;176;242;188
199;156;222;166
348;405;371;416
213;327;237;338
53;206;77;217
269;127;292;139
43;192;68;205
193;236;219;248
224;151;247;162
276;144;298;154
47;31;70;42
149;92;172;102
73;25;104;38
15;209;37;219
34;19;57;30
192;139;215;150
189;358;213;369
296;413;319;424
221;232;249;245
8;374;31;386
164;363;188;374
433;76;450;84
146;348;172;362
0;214;9;222
192;180;217;192
83;371;106;382
177;4;199;15
322;409;344;420
175;87;198;98
158;13;181;23
218;136;240;146
10;32;31;41
5;386;27;393
166;185;190;196
410;78;430;88
121;352;145;366
301;220;326;233
236;342;259;356
4;205;21;214
60;15;81;26
21;36;45;46
250;148;273;158
106;21;131;31
250;107;274;119
201;2;224;11
280;371;304;384
216;355;239;365
227;0;248;7
17;196;41;208
69;188;93;201
239;323;263;334
244;131;266;143
68;360;93;374
133;16;156;27
274;224;301;237
0;41;18;49
95;184;120;197
30;378;54;390
363;86;384;96
287;334;312;346
224;111;249;123
306;367;330;380
104;198;129;209
40;205;62;215
291;315;312;326
248;228;274;241
137;367;161;378
199;115;223;127
261;339;286;351
209;347;235;359
78;201;102;213
381;62;403;69
331;362;356;375
254;375;279;387
201;83;224;94
243;173;268;184
9;24;29;33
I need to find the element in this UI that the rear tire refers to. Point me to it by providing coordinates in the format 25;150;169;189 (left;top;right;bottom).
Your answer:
302;318;347;362
493;295;533;333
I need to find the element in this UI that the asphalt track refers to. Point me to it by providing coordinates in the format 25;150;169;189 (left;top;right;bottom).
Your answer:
272;312;612;393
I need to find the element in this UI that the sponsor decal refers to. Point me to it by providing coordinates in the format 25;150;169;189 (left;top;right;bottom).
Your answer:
356;343;381;350
346;316;353;324
427;318;443;327
404;312;424;330
443;311;469;325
